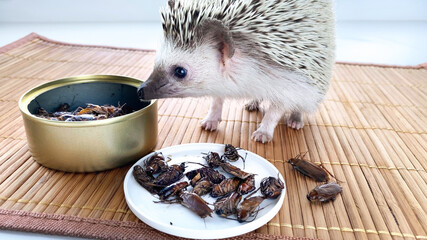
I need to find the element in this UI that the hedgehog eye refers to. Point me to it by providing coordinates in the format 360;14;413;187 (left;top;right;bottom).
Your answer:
174;66;187;79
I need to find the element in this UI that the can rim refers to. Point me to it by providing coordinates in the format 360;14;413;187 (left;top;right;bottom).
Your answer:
18;74;157;127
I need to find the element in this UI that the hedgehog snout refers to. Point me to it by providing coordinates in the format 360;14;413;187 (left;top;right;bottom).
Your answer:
137;83;146;100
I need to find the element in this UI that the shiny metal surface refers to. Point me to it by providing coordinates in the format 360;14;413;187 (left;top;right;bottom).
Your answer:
19;75;157;172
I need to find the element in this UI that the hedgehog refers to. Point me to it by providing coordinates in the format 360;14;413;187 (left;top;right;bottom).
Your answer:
137;0;335;143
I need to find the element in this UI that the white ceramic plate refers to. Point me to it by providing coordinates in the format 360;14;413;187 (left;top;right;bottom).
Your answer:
123;143;286;239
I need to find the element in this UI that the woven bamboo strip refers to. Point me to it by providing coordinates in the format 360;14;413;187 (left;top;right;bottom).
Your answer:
0;141;29;182
176;99;201;144
2;166;50;211
281;129;309;238
29;172;76;213
174;98;201;146
319;105;371;240
344;80;427;235
0;126;26;143
375;67;426;108
83;169;126;219
326;102;386;240
0;139;18;161
303;126;339;240
365;70;423;134
331;95;408;239
10;169;59;211
294;130;320;239
0;159;43;205
348;110;418;239
53;173;96;215
64;172;110;216
152;113;426;135
162;98;195;148
157;98;185;148
379;130;427;200
338;66;425;239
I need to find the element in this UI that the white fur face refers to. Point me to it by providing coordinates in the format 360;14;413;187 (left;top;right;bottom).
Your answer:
138;40;227;100
138;39;324;114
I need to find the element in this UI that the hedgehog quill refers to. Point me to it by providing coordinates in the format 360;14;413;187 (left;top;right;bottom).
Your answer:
138;0;335;143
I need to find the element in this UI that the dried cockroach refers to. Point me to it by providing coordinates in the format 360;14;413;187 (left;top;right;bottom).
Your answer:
35;103;133;121
222;144;245;162
56;103;70;112
219;162;252;180
203;151;224;168
144;152;168;175
288;152;334;182
63;114;96;121
36;108;50;117
191;178;213;196
158;181;189;200
178;191;213;218
214;192;242;217
210;178;241;198
236;196;265;222
185;167;226;184
189;172;202;187
260;175;284;199
307;182;342;202
153;162;185;186
133;165;157;194
237;174;256;195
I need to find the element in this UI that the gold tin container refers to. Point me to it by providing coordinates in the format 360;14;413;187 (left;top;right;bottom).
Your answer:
19;75;157;172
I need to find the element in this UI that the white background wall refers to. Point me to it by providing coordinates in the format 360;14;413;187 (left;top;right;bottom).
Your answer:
0;0;426;22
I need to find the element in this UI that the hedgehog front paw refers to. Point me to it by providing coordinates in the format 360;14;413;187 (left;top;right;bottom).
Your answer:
245;100;260;112
287;119;304;130
201;117;220;131
287;112;304;130
251;130;273;143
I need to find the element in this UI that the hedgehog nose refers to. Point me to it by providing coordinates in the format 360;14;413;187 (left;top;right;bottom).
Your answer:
137;85;145;100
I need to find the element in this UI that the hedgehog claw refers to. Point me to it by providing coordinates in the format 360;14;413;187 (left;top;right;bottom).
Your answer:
201;118;220;131
245;100;260;112
251;130;273;143
287;112;304;130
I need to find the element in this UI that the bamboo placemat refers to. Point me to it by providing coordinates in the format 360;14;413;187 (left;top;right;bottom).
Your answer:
0;33;426;240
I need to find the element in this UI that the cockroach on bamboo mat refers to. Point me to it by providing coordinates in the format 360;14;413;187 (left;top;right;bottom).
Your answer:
307;182;342;202
288;152;338;182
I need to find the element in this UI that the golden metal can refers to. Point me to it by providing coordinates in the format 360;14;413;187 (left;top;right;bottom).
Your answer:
19;75;157;172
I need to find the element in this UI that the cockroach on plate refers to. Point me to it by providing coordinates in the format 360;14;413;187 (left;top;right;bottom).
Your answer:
133;165;157;194
288;152;336;182
260;175;284;199
185;167;226;184
236;195;266;222
158;181;189;200
191;178;213;196
178;191;213;218
144;152;168;175
237;174;256;195
210;178;241;198
222;144;246;164
214;192;242;217
203;151;224;168
152;162;185;187
189;172;202;187
307;182;342;202
219;162;252;180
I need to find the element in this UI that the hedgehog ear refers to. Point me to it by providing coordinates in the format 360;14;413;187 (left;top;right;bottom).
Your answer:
200;19;235;60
